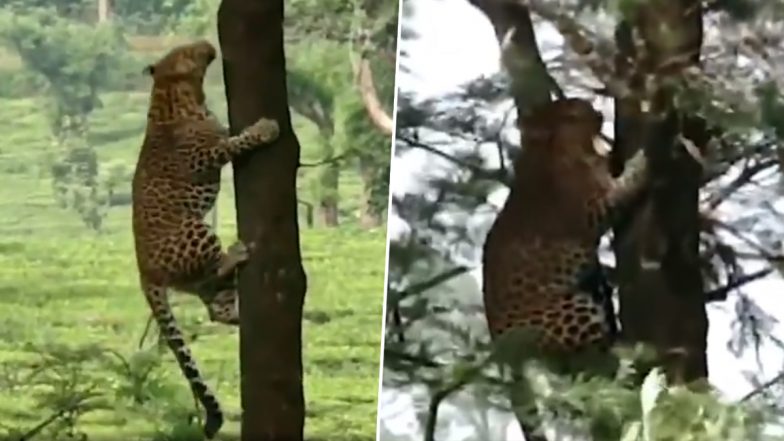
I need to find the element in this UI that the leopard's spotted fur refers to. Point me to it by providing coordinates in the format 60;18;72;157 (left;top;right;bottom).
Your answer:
132;39;280;439
482;97;648;352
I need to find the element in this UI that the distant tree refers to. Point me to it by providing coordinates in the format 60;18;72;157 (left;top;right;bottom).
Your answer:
288;46;345;227
284;0;396;228
0;7;126;230
348;0;397;227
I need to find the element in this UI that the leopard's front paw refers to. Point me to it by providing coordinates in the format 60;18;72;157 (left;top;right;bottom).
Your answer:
246;117;280;144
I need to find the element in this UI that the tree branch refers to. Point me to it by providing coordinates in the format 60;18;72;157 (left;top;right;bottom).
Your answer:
740;369;784;402
397;135;508;185
705;268;773;303
356;55;393;136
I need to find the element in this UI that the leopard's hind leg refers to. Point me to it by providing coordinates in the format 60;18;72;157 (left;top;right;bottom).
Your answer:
198;239;254;326
161;218;252;326
142;281;223;439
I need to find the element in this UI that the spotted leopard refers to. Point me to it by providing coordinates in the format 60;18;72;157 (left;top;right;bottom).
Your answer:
483;96;647;352
132;39;280;439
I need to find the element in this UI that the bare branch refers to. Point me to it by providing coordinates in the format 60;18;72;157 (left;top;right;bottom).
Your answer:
740;369;784;402
704;158;779;209
705;268;774;303
356;56;393;136
397;135;508;185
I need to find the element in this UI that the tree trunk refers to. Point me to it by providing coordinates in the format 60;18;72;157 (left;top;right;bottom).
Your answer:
613;0;709;384
358;155;381;229
97;0;110;22
356;56;393;136
468;0;557;118
319;194;339;227
217;1;308;440
317;140;339;227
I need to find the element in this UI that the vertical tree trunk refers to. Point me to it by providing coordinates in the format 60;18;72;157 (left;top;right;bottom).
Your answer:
318;140;340;227
613;0;708;383
217;1;308;440
97;0;110;22
468;0;556;118
356;57;393;136
358;155;381;228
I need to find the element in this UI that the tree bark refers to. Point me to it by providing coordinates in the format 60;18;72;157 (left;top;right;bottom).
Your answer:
217;0;308;440
613;0;709;384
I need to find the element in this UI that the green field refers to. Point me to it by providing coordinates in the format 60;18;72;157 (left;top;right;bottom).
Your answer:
0;78;386;439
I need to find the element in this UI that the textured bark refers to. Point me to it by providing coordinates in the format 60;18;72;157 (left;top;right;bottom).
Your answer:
217;0;307;439
613;0;708;383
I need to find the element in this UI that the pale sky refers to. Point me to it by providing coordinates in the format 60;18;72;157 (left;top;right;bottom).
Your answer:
382;0;784;439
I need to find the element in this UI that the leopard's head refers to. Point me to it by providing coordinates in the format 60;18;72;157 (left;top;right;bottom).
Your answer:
520;98;610;161
143;39;216;85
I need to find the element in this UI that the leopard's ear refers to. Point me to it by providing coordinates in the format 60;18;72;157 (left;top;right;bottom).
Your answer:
142;64;155;76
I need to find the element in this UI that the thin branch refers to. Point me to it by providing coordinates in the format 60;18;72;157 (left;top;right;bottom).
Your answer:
18;393;97;441
424;359;492;441
705;268;774;303
711;218;784;263
740;370;784;402
493;105;516;177
356;56;394;136
510;0;633;99
138;314;155;349
397;135;508;185
401;265;475;300
705;158;778;209
388;265;474;343
383;349;444;370
299;152;352;168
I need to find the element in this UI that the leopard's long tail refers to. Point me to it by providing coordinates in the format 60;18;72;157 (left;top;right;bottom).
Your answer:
142;282;223;439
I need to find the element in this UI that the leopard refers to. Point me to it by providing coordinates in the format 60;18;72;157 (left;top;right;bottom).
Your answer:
483;96;648;351
481;97;649;440
131;39;280;439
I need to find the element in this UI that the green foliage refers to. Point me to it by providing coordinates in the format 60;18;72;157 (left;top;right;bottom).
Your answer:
0;0;91;19
0;227;384;440
0;8;127;138
0;77;383;438
112;0;217;35
285;0;396;225
337;54;394;218
0;67;44;98
287;0;356;40
414;329;772;441
0;7;130;230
